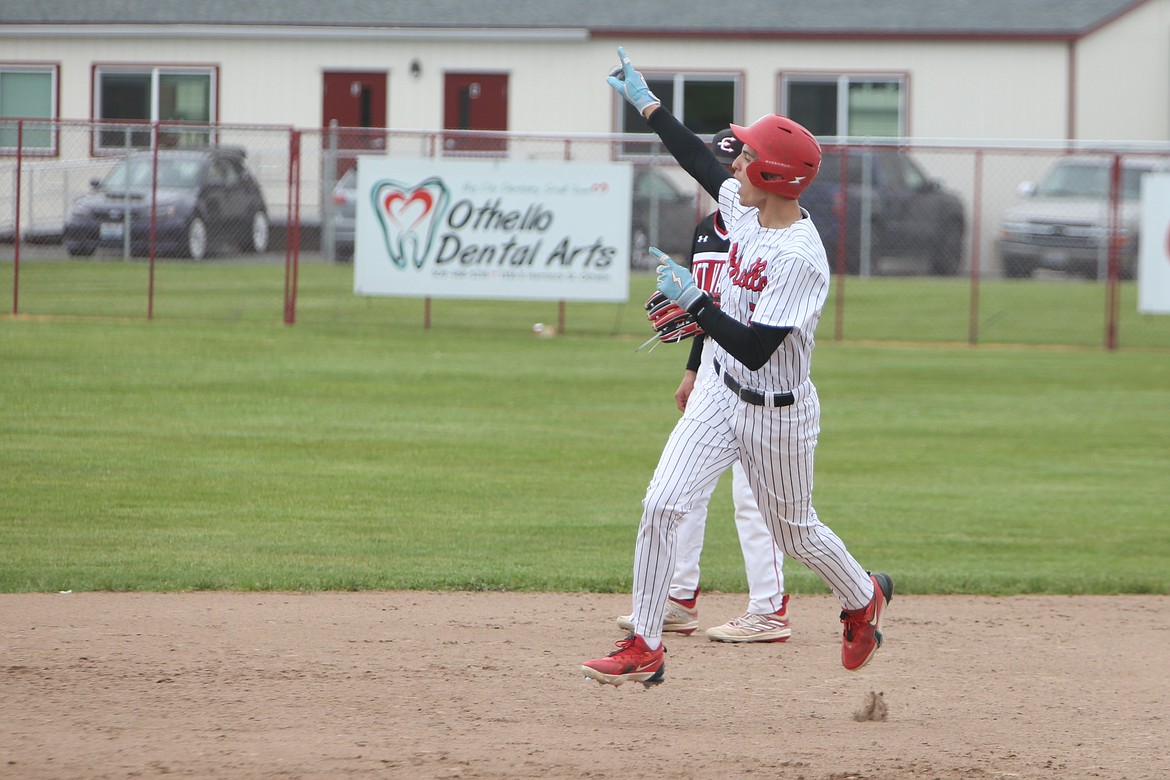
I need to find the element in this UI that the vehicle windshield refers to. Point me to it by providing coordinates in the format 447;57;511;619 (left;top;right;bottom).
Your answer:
103;158;202;191
1035;161;1146;200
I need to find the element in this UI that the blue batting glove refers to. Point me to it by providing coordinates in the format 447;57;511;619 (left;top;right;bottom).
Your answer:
652;247;705;311
606;46;661;114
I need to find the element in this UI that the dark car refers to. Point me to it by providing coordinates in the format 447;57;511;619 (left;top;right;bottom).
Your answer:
800;148;966;276
64;147;269;260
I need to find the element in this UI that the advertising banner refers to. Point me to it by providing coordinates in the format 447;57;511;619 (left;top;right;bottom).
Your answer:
1139;173;1170;314
353;157;633;302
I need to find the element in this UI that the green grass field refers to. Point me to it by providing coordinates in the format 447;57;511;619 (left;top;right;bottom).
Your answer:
2;261;1169;595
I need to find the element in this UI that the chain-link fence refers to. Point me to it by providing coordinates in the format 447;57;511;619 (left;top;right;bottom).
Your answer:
3;119;1170;349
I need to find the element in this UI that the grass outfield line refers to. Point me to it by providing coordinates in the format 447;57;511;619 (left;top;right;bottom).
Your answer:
2;263;1169;594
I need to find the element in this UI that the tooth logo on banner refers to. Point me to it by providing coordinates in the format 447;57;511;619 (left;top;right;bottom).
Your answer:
370;178;450;269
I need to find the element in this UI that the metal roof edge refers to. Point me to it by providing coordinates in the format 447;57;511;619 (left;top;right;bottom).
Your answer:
0;23;590;41
1077;0;1156;37
587;27;1081;42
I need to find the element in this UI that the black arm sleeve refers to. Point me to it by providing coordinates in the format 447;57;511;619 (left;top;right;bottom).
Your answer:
685;335;704;373
646;108;731;201
690;298;792;370
648;107;779;368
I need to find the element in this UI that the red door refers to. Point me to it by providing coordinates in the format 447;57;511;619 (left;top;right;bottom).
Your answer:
322;71;387;175
442;73;508;154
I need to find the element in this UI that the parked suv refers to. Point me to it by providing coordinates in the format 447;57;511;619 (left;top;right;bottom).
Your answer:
800;148;966;276
64;146;269;261
997;155;1165;280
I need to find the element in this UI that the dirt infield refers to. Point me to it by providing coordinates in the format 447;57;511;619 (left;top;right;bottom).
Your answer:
2;591;1167;780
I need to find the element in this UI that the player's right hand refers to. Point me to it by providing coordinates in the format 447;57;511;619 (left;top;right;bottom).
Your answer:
606;46;660;114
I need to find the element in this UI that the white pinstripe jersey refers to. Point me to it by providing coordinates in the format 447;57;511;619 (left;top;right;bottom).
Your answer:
713;177;830;395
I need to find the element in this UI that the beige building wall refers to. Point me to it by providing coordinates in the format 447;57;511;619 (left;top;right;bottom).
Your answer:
2;9;1168;143
1075;0;1170;141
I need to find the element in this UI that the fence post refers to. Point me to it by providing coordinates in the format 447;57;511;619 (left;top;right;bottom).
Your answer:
968;148;984;345
859;144;874;277
1105;153;1122;350
283;129;302;325
323;121;338;263
122;127;133;262
12;120;22;315
832;147;849;341
148;122;159;320
424;131;438;330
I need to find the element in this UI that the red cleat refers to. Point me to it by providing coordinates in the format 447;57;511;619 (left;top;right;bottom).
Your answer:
841;572;894;671
582;634;665;687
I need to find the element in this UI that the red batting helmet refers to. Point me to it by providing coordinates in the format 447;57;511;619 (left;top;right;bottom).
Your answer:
730;114;822;198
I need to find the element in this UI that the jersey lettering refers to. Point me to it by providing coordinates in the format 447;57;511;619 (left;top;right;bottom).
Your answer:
727;242;768;292
691;259;722;293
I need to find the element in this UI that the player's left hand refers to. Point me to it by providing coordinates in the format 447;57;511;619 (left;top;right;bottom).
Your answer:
652;247;705;311
607;46;660;114
645;290;703;345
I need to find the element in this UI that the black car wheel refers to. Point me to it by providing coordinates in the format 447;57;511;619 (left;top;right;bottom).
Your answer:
246;211;270;254
1001;255;1036;279
186;217;209;261
66;242;96;257
930;218;964;276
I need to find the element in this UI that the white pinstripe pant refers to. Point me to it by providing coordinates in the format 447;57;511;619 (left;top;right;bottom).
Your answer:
669;459;787;614
631;370;874;641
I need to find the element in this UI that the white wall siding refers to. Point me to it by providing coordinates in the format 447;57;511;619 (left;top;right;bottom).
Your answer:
1076;0;1170;141
905;41;1072;141
2;4;1168;143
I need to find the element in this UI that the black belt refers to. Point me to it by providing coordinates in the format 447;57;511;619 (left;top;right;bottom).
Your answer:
714;360;795;408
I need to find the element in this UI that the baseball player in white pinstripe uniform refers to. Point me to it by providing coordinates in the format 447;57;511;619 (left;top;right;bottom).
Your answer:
584;47;892;687
616;129;793;644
